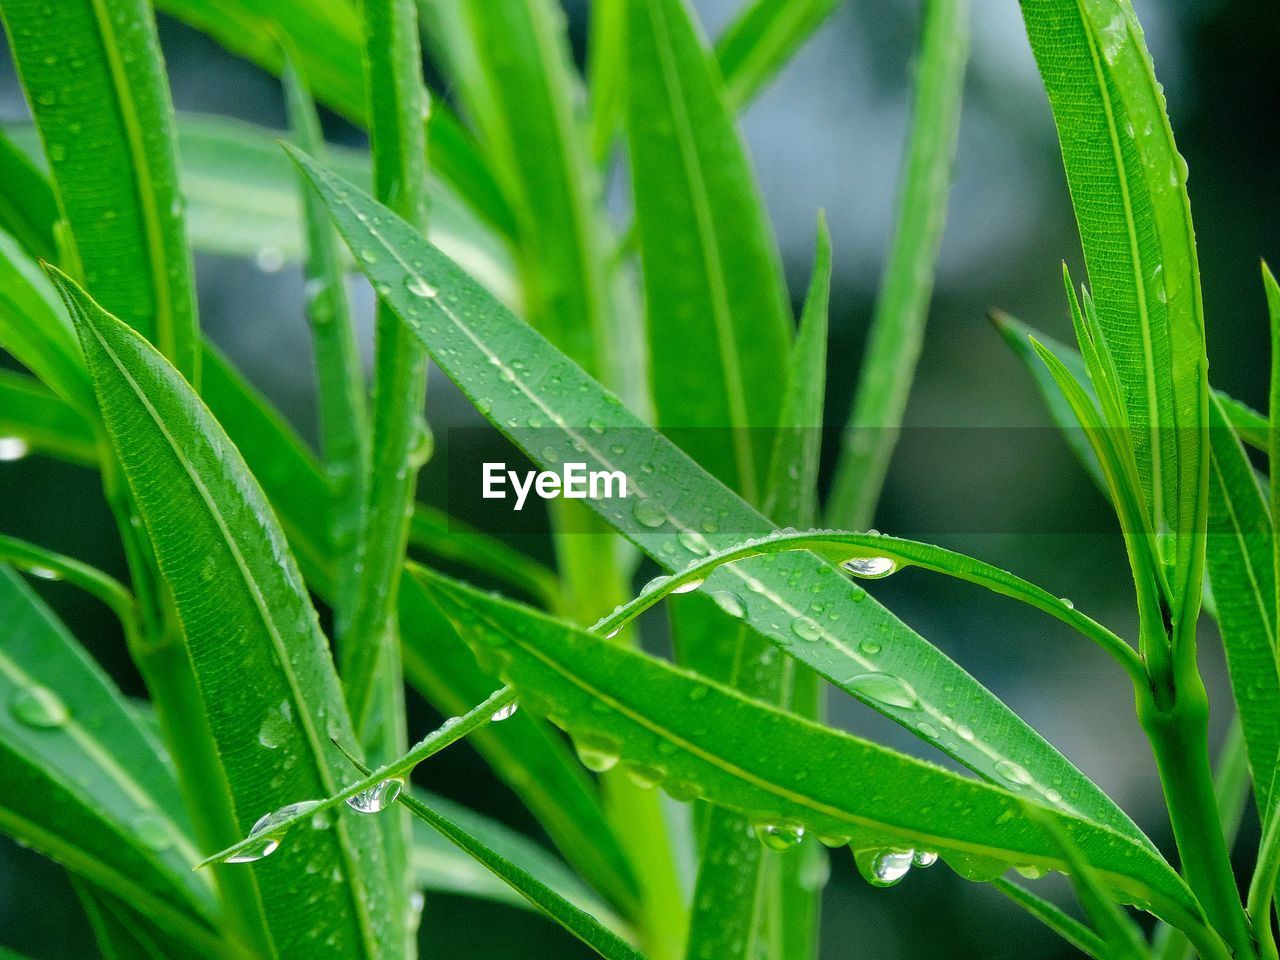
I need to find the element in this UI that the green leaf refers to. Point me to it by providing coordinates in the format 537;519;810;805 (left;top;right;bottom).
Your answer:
282;53;369;637
75;879;208;960
763;215;831;528
1021;0;1209;627
286;149;1155;853
409;789;630;935
426;0;616;382
0;568;222;956
991;878;1106;960
1205;395;1280;817
715;0;842;109
0;370;97;466
152;0;516;238
0;129;57;261
626;0;792;500
414;567;1198;927
0;534;135;632
51;269;397;959
1;0;200;384
335;747;646;960
0;228;94;413
826;0;968;528
399;573;641;914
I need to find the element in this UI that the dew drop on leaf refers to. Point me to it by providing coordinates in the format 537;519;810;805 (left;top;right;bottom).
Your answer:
574;733;621;772
671;577;704;595
912;850;938;868
0;437;30;461
490;701;519;722
994;759;1033;788
11;685;69;729
405;276;437;299
854;848;913;887
226;835;281;864
842;556;897;579
346;778;404;814
676;529;710;556
132;811;173;852
712;591;745;618
632;499;667;528
753;822;804;851
846;673;919;710
791;616;823;642
27;566;60;581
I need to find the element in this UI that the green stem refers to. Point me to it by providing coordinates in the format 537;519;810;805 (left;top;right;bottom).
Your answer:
1139;676;1254;958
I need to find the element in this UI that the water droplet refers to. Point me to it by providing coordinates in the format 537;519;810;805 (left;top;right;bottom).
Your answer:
677;529;710;556
27;566;60;581
625;764;666;789
1059;597;1074;610
995;759;1032;788
917;721;939;739
132;811;172;852
1044;788;1063;805
912;850;938;868
346;778;404;814
1015;864;1048;879
632;499;667;528
574;734;621;772
11;685;69;728
956;724;975;742
228;800;320;862
491;701;519;722
791;616;823;642
671;578;704;595
854;848;913;887
226;835;281;863
753;822;804;851
0;437;30;461
712;592;745;618
358;248;379;265
254;246;284;273
842;556;897;579
406;276;437;298
587;418;606;434
846;673;919;710
859;638;881;655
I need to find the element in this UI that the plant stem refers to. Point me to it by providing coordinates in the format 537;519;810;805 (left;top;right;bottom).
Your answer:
1139;673;1255;958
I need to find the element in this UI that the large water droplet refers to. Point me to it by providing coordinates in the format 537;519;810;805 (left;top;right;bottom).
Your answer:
791;616;822;642
0;437;30;462
405;276;437;299
912;850;938;868
854;848;913;887
846;673;919;710
712;591;745;618
227;800;321;862
11;685;69;728
574;734;621;772
671;578;704;595
226;835;281;863
491;701;519;722
677;529;710;556
842;556;897;579
346;778;404;814
625;763;666;790
994;759;1032;788
632;499;667;528
753;822;804;852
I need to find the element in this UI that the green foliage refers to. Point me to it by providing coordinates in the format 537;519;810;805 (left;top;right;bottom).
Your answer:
1;0;1277;958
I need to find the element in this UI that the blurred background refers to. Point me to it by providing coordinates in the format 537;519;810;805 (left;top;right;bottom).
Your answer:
1;0;1278;956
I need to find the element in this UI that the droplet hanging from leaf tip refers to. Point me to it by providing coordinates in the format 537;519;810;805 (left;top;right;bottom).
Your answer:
346;778;404;814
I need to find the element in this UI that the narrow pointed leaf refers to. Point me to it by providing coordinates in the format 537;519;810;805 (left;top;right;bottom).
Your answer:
52;270;396;959
991;878;1106;960
626;0;792;499
1021;0;1209;623
288;151;1156;854
415;567;1196;925
0;130;57;261
1205;395;1280;817
0;568;221;955
715;0;843;107
827;0;968;528
0;371;97;466
1;0;200;383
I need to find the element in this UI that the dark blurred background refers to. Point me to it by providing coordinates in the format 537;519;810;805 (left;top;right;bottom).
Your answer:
2;0;1278;956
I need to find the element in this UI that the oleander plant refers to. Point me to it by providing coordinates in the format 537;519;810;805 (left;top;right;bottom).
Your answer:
0;0;1276;957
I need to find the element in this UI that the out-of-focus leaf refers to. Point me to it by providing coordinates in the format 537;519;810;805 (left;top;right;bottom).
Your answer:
715;0;842;108
415;567;1197;927
1;0;200;383
0;130;57;261
626;0;792;500
152;0;515;238
827;0;968;529
52;269;396;959
75;880;208;960
287;151;1155;853
992;878;1106;960
1022;0;1209;629
0;568;221;955
0;371;96;466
